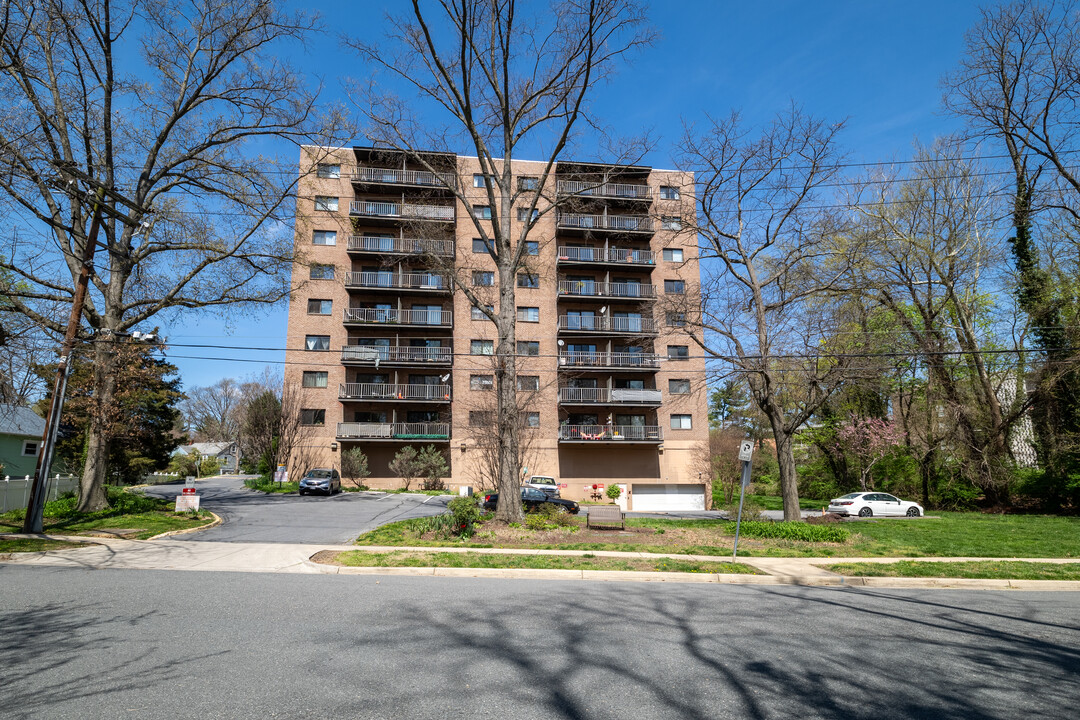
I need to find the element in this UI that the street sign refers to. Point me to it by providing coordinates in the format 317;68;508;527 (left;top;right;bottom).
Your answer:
738;440;754;462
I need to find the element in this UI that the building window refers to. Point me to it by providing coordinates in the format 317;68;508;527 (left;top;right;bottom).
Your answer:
662;248;683;262
667;345;689;360
471;339;494;355
470;374;494;391
517;273;539;288
472;271;494;287
518;176;538;191
523;412;540;428
517;341;539;356
664;279;686;295
300;409;326;426
22;440;39;456
473;205;492;219
473;173;489;188
516;306;539;323
524;240;539;256
303;371;329;388
307;299;332;315
670;414;692;430
472;238;492;254
472;304;494;321
312;230;337;246
669;379;691;395
469;411;494;427
661;215;682;231
660;185;680;200
310;264;335;280
517;375;539;391
316;164;341;179
305;335;331;351
517;207;539;223
314;196;338;212
666;312;687;327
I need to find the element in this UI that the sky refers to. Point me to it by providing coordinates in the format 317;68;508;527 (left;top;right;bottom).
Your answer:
161;0;989;391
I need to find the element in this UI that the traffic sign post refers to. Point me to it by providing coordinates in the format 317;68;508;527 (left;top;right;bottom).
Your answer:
732;440;755;562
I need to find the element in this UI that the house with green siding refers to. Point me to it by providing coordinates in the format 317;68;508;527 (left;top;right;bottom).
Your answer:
0;405;46;478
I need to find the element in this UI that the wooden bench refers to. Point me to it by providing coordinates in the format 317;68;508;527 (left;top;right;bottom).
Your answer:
587;504;625;530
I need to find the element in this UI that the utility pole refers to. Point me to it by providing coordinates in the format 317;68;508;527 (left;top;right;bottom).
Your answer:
22;186;107;533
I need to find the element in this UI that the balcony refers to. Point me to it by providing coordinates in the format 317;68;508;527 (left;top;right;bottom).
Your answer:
558;279;656;300
558;388;663;405
350;200;455;223
557;351;663;370
557;180;652;201
351;166;457;190
341;345;451;366
558;424;663;443
339;383;451;402
557;315;657;335
343;307;453;328
348;235;455;257
557;245;654;267
337;422;450;441
557;212;653;234
344;271;450;293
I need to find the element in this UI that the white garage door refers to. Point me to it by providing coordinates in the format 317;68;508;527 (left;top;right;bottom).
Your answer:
632;484;705;512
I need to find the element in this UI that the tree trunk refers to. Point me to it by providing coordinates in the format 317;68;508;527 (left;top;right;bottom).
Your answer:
920;448;934;508
76;340;116;512
493;266;524;524
771;423;802;522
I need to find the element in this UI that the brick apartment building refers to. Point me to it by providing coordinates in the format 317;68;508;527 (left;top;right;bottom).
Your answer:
284;146;709;511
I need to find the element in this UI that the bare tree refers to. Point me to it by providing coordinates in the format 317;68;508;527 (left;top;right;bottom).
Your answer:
181;379;242;442
0;0;345;511
692;428;742;506
677;107;856;521
347;0;653;522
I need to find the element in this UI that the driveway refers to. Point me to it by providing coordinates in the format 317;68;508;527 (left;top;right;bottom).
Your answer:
143;476;450;544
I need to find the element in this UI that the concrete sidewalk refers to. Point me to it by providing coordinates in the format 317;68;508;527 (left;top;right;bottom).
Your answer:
2;534;1078;590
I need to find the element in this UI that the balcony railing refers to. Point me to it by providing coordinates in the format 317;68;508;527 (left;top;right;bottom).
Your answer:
350;200;456;221
557;212;653;232
352;166;457;190
558;388;663;404
343;307;453;327
557;246;654;265
344;271;449;291
337;422;450;440
557;315;657;334
348;235;455;257
557;180;652;200
341;345;452;364
558;280;656;299
339;383;451;401
558;351;663;369
558;424;663;442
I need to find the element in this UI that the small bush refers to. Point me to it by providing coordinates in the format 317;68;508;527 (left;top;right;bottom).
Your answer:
730;520;849;543
448;495;483;538
722;498;766;522
605;484;623;502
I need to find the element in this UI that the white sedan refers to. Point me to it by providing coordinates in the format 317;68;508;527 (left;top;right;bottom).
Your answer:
828;492;923;518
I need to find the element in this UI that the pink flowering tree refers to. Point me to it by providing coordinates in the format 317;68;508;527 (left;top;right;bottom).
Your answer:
835;417;905;491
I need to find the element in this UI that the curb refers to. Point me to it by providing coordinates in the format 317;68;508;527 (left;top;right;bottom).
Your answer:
146;511;223;540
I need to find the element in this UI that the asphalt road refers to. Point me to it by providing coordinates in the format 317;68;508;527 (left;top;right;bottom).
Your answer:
2;565;1077;720
142;477;450;544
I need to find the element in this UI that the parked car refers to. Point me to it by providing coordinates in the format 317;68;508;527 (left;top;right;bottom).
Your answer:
483;487;580;514
523;475;560;497
828;492;923;517
298;468;341;496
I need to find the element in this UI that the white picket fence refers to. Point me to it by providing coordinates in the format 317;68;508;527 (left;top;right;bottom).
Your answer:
1;474;80;514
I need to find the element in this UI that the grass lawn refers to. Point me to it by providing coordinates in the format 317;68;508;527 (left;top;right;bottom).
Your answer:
744;494;830;511
244;477;299;494
823;560;1080;580
356;511;1080;559
0;487;215;540
324;549;757;574
0;538;86;553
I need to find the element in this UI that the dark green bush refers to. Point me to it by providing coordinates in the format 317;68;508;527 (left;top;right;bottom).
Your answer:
448;495;483;537
729;520;849;543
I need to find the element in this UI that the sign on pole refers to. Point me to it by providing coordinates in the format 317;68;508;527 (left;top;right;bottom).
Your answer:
738;440;755;462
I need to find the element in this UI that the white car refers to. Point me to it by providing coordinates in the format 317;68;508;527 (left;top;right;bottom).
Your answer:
523;475;560;498
828;492;923;518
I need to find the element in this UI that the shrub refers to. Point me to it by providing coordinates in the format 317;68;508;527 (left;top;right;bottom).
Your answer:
419;445;449;491
721;498;766;522
340;448;371;482
448;495;483;537
605;484;622;502
389;446;422;490
730;520;849;543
